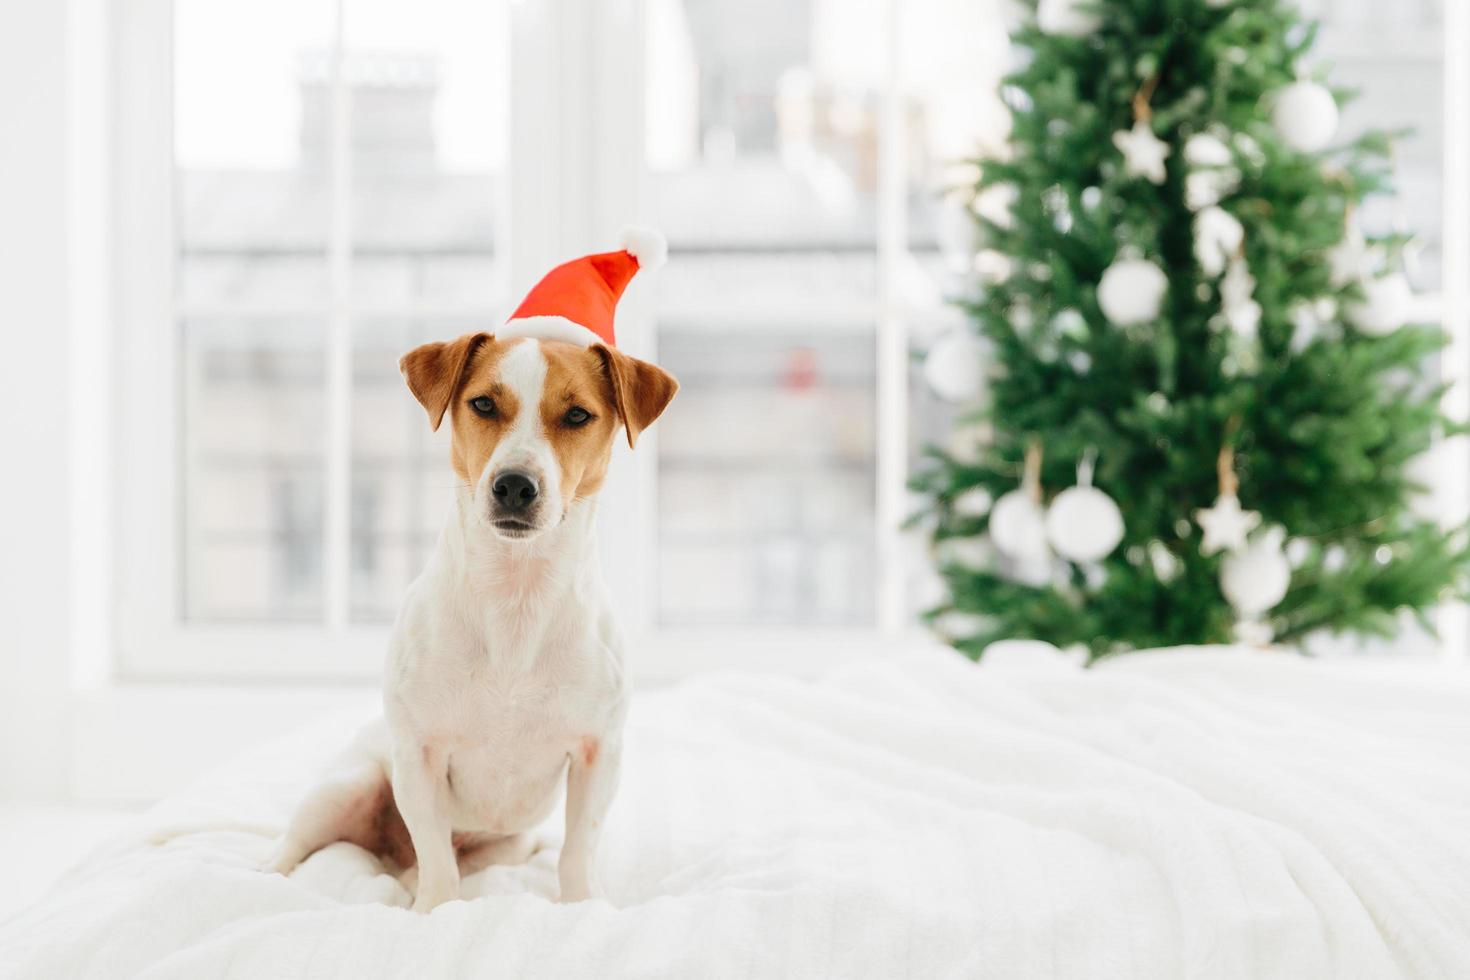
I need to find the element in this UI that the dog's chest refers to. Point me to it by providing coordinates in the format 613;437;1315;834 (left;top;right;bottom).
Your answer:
436;661;601;832
395;612;622;833
460;658;592;741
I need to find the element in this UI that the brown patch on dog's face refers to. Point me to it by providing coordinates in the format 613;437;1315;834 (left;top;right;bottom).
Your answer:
401;332;679;539
537;341;623;504
444;340;519;488
591;343;680;449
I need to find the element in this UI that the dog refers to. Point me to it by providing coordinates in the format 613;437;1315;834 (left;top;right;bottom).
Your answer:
266;233;676;910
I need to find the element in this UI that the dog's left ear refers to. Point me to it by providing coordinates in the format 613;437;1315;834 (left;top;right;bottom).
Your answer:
592;344;679;448
400;332;493;431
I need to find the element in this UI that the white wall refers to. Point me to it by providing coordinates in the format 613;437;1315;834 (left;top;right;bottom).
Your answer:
0;1;76;800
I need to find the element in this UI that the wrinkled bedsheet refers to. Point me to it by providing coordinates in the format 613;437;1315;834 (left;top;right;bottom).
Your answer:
3;645;1469;979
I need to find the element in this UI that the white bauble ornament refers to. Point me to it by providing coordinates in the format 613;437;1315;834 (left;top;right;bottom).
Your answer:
1271;80;1338;153
936;535;993;571
1036;0;1101;36
1194;491;1260;556
1194;206;1243;277
952;486;994;517
1053;308;1088;340
1112;120;1171;185
1323;544;1347;572
947;422;991;465
1220;526;1291;616
1350;273;1413;336
1045;457;1124;562
1183;133;1232;167
1221;258;1261;339
1328;227;1369;286
974;249;1014;284
1097;257;1168;325
1228;296;1264;339
1288;301;1322;352
1047;486;1123;562
989;489;1050;563
1220;257;1255;310
1182;133;1241;211
924;330;988;401
1185;170;1228;211
1148;540;1180;582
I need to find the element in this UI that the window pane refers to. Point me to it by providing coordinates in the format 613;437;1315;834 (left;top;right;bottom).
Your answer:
350;317;482;622
647;0;880;627
1316;2;1444;292
176;1;505;624
176;1;336;621
656;330;877;625
181;318;326;621
341;2;506;622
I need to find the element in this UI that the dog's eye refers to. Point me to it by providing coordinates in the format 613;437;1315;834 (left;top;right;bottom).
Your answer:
564;406;592;427
469;396;497;418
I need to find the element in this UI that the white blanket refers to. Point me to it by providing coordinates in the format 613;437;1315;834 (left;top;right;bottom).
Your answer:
3;646;1469;979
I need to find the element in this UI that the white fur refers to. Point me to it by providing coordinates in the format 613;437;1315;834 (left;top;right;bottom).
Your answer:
269;339;628;909
619;225;667;271
474;339;563;523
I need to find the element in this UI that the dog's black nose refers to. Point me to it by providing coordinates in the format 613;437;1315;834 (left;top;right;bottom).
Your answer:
491;471;539;512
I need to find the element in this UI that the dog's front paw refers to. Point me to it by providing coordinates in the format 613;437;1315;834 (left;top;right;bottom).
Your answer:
260;840;304;876
557;875;597;903
412;878;459;913
412;893;453;914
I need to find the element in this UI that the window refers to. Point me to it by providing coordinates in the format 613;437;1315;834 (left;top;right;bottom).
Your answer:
112;0;1013;677
116;0;1457;679
1315;2;1444;294
643;0;1010;629
173;1;505;626
116;0;510;675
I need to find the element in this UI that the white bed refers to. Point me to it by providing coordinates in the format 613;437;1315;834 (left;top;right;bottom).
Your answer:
3;645;1468;979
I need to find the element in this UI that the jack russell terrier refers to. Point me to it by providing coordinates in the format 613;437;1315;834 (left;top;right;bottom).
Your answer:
266;230;677;909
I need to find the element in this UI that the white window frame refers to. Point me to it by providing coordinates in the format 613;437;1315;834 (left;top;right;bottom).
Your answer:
111;0;929;685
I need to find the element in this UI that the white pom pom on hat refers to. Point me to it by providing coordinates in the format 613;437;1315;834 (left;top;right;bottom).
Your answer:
619;225;668;272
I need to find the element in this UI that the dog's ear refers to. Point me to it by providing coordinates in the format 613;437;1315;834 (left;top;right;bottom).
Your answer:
399;332;492;431
592;344;679;449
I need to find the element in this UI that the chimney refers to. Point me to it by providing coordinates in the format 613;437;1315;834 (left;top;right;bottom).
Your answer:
297;50;440;175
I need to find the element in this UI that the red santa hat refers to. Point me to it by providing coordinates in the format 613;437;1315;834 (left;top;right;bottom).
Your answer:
501;227;668;348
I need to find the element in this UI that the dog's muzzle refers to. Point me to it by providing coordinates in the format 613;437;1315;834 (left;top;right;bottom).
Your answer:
488;469;545;537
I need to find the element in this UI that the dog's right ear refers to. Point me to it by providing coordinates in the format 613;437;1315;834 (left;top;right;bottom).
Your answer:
592;344;679;449
399;332;492;431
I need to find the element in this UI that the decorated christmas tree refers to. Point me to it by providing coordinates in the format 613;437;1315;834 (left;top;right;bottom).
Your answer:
912;0;1469;660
